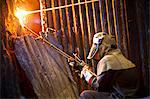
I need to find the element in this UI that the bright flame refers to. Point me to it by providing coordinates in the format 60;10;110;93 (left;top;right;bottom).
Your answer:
15;8;28;27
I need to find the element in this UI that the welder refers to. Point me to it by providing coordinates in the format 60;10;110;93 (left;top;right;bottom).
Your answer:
79;32;139;99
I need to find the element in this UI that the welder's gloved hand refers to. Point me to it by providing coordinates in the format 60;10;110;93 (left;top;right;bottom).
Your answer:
68;57;86;67
68;57;75;67
81;66;93;82
69;61;75;67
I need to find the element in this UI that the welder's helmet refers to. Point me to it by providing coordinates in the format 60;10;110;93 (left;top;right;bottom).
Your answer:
87;32;116;59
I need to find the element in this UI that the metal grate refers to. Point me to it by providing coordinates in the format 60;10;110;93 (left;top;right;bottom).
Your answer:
40;0;129;66
37;0;129;92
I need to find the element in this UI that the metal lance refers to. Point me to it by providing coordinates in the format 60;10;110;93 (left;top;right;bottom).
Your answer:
23;25;97;77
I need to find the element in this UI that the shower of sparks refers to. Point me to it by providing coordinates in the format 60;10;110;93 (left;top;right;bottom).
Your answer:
15;0;99;26
15;8;29;27
16;0;99;15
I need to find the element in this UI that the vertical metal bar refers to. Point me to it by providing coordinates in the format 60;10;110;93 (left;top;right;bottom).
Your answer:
91;0;98;68
92;0;97;32
71;0;79;53
71;0;83;91
108;0;115;35
84;0;95;67
58;0;66;51
84;0;92;46
46;0;52;28
77;0;87;62
65;0;72;52
39;0;45;32
98;0;104;31
105;0;111;34
51;0;57;38
112;0;118;46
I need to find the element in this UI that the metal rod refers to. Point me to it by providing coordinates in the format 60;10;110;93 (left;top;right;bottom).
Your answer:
98;0;104;31
105;0;111;34
65;0;72;52
91;1;98;70
71;0;79;54
23;25;97;77
51;0;57;39
84;0;95;68
78;0;87;62
58;0;66;52
84;0;92;46
92;0;97;32
112;0;118;46
39;0;44;32
23;0;99;15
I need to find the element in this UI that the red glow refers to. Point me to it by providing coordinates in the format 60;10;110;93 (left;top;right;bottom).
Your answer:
15;0;41;34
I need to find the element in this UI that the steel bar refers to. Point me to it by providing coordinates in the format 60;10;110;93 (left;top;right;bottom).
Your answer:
58;0;66;52
20;0;99;15
92;0;97;32
51;0;57;38
71;0;79;54
98;0;104;31
105;0;111;34
84;0;92;46
64;0;72;51
112;0;118;46
78;0;87;62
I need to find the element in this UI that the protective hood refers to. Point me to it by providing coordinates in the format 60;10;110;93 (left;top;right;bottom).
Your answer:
87;32;106;59
87;43;99;59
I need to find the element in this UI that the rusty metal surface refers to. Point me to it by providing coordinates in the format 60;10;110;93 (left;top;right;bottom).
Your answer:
14;34;79;98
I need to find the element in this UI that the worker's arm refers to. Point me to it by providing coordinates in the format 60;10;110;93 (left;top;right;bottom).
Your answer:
81;69;115;92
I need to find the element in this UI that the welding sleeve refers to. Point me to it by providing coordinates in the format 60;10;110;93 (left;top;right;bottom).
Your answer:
81;70;115;92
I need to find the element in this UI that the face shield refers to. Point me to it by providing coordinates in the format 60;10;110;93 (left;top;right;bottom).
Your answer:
87;32;106;59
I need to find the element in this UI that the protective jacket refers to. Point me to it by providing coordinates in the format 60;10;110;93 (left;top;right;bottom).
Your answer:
86;49;139;98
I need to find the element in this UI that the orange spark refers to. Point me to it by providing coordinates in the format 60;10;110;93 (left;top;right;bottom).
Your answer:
15;8;28;27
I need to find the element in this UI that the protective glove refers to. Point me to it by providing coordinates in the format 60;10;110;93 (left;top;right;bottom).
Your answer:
68;57;86;67
80;66;93;82
68;57;75;67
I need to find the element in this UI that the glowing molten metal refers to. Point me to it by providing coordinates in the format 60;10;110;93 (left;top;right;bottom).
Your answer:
15;8;28;27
